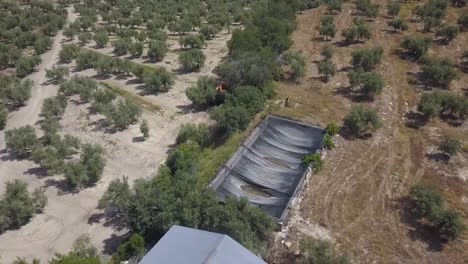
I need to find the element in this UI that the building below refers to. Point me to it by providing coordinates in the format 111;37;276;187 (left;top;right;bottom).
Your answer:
138;225;267;264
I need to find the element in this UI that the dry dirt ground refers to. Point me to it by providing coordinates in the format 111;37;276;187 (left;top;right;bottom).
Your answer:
268;3;467;264
0;8;229;263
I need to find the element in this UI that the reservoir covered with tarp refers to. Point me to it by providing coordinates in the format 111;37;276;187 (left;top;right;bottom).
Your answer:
209;115;325;223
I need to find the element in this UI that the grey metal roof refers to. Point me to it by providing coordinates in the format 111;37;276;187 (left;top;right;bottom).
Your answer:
138;225;267;264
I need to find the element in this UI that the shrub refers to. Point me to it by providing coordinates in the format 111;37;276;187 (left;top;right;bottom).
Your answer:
410;184;444;218
439;137;462;157
420;57;458;87
0;180;47;233
112;38;130;56
433;209;466;241
103;99;142;130
147;40;167;61
64;144;106;188
130;42;144;57
348;71;385;99
321;46;334;60
16;56;41;77
458;14;468;30
387;1;401;17
176;123;211;147
76;51;99;70
93;31;109;48
186;76;218;107
59;44;80;63
143;68;174;93
78;32;92;46
46;66;69;83
298;238;349;264
388;18;408;31
115;234;145;261
0;105;7;130
326;122;341;136
418;91;468;119
320;16;336;40
1;78;32;107
401;36;432;59
59;76;98;102
179;49;206;72
303;153;323;172
322;134;335;149
140;120;149;139
179;35;206;49
284;51;306;79
199;24;222;40
435;24;460;43
351;47;384;71
317;60;336;81
5;125;39;157
34;36;52;55
344;106;382;136
41;95;68;119
211;104;251;134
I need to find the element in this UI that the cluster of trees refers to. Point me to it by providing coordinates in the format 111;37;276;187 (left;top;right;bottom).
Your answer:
0;1;66;75
347;47;385;99
60;47;175;94
418;91;467;120
355;0;380;20
59;76;143;130
100;142;274;256
0;180;47;234
413;0;449;32
0;75;33;129
317;46;336;81
342;18;371;44
320;16;336;41
410;184;465;241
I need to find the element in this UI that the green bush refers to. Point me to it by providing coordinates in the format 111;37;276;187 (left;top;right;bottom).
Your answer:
418;91;467;120
401;36;432;59
420;57;458;87
59;44;80;63
59;76;98;102
0;180;47;233
16;56;41;77
179;49;206;72
64;144;106;188
388;18;408;31
102;99;142;130
0;104;7;130
320;16;336;40
436;24;460;43
41;95;68;119
46;66;69;83
458;14;468;30
439;137;462;157
351;47;384;71
0;77;32;107
322;134;335;149
140;120;149;139
179;35;205;49
78;32;92;46
298;238;349;264
5;125;39;157
284;51;306;80
176;123;211;147
147;40;167;61
115;234;145;261
303;153;323;172
326;122;341;136
317;60;336;81
186;76;219;107
410;184;444;218
433;209;466;241
93;31;109;48
387;1;401;17
344;106;382;136
143;68;174;93
321;46;334;60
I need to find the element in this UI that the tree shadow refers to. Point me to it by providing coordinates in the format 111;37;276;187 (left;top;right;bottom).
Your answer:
333;85;372;102
44;178;79;196
404;111;429;129
103;232;130;255
89;118;118;134
398;197;445;252
24;166;49;179
425;152;450;163
132;136;145;143
175;103;206;115
339;128;373;141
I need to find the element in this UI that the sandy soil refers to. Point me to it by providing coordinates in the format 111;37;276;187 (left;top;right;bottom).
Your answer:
0;9;230;263
269;3;467;264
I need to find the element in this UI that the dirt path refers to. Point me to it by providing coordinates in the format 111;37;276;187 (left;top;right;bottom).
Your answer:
270;3;467;264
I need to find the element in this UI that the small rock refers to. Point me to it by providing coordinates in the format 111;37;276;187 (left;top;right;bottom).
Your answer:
294;250;301;256
285;241;292;248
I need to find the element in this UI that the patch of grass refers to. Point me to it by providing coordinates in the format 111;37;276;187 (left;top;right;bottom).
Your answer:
196;132;244;185
100;81;160;112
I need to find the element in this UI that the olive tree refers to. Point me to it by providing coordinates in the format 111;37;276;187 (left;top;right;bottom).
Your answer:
186;76;218;107
46;66;69;83
344;106;382;136
5;125;39;157
400;36;432;59
179;49;206;72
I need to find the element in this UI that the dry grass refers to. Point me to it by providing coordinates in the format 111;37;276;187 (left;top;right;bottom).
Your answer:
268;2;468;264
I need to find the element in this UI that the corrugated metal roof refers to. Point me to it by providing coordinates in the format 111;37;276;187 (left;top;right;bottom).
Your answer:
138;225;267;264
